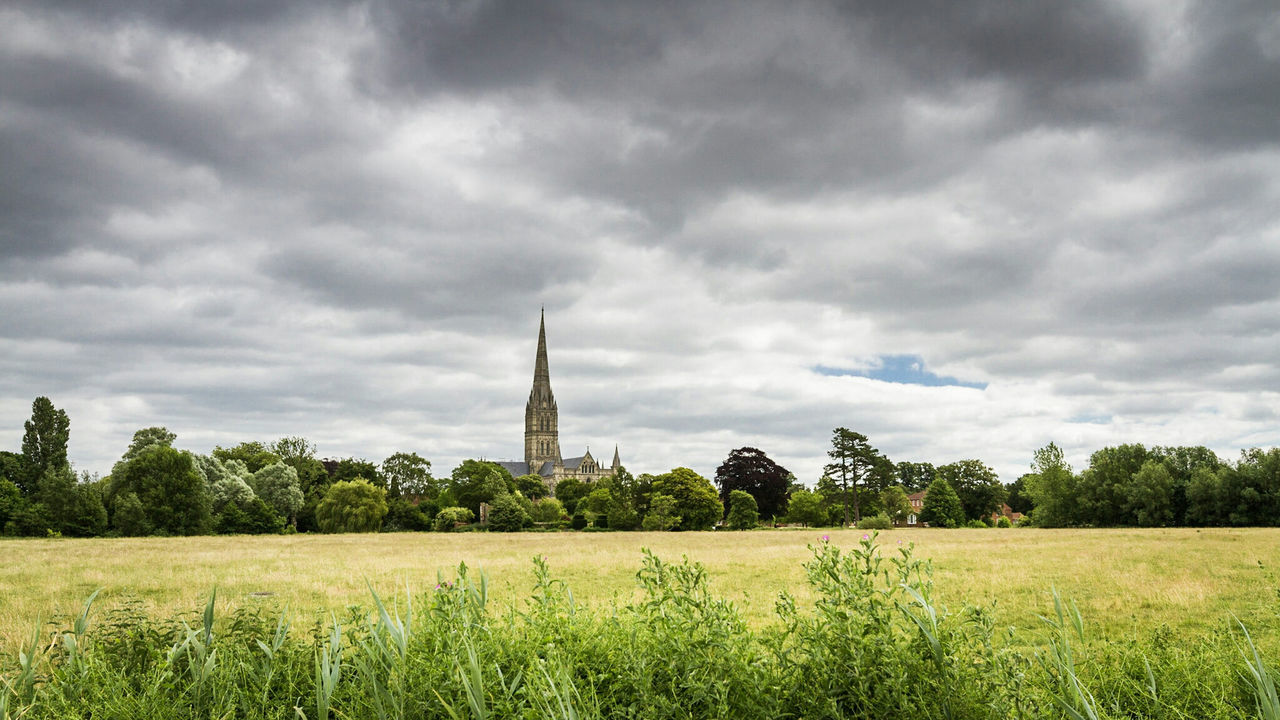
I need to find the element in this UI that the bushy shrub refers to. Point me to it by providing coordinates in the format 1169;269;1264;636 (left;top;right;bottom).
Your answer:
529;497;566;523
965;518;989;529
726;489;759;529
996;515;1012;528
433;506;473;531
856;512;892;530
570;512;588;530
487;493;531;532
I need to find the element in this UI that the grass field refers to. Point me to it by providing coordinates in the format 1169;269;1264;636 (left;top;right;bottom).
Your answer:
3;526;1278;653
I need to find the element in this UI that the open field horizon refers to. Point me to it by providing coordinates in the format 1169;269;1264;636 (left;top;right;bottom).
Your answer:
3;527;1278;653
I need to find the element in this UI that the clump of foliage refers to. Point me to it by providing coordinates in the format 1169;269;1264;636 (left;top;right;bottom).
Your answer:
433;506;474;531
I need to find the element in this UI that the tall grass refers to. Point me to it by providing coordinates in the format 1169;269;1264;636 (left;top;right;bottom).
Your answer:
1;535;1275;719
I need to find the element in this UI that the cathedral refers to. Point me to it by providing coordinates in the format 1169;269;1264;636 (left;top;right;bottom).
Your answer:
494;311;621;489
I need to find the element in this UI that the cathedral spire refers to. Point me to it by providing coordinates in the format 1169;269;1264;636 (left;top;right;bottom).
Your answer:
525;309;558;472
534;307;550;381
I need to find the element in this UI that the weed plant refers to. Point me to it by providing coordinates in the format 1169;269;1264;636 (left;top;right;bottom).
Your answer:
1;535;1275;719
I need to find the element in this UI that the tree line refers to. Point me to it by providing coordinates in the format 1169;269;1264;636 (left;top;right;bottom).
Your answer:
1015;441;1280;527
4;398;1278;536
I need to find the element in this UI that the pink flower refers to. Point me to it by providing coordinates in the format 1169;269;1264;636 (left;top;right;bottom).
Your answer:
821;534;829;542
862;534;869;541
897;539;903;545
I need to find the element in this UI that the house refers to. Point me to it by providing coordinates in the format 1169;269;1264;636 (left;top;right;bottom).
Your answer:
989;503;1023;526
903;490;927;526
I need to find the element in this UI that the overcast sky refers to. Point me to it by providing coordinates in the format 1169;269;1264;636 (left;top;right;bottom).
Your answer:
3;0;1278;485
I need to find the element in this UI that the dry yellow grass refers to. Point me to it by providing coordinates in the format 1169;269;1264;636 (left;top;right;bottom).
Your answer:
1;527;1277;651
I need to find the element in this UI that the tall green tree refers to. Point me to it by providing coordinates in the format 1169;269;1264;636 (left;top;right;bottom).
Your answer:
919;477;965;528
380;452;435;498
714;447;791;520
1151;445;1222;525
824;428;885;525
554;476;591;515
1126;460;1173;527
1185;466;1223;526
37;466;107;537
271;436;317;464
514;473;550;500
449;460;514;516
651;467;722;531
108;444;211;536
21;396;70;493
936;460;1005;522
786;488;825;527
120;427;177;463
895;462;937;492
1024;442;1077;527
1079;444;1149;525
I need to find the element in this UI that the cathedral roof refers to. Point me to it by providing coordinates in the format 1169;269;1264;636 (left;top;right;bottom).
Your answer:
495;460;558;478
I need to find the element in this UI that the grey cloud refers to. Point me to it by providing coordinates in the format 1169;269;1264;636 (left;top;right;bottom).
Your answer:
2;0;1279;482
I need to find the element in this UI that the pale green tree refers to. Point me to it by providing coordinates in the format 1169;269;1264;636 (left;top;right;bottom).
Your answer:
194;454;256;513
316;478;387;533
249;462;304;526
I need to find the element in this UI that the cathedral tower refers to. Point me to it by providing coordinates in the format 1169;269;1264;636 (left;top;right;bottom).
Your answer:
524;309;560;472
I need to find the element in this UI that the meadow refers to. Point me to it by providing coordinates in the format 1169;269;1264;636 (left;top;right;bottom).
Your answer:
2;527;1279;718
3;527;1278;648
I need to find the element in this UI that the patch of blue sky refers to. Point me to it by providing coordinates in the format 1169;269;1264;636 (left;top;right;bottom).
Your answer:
813;354;987;390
